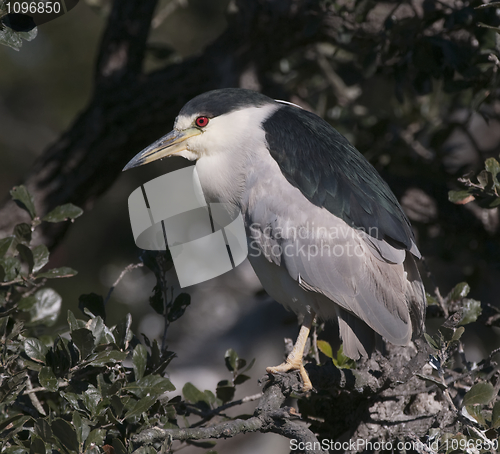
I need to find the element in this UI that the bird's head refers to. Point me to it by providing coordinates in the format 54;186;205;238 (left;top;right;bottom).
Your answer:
123;88;279;171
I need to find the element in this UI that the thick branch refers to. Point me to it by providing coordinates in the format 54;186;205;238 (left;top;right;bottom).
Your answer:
0;0;325;247
95;0;159;85
133;373;328;454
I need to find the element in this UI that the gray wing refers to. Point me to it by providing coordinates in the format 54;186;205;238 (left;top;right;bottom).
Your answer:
244;155;425;358
263;105;421;258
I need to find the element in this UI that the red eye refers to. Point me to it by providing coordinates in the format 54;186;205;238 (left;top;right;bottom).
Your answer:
195;116;209;127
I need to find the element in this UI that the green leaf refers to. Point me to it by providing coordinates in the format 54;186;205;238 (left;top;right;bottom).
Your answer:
67;310;86;331
112;438;128;454
125;375;175;399
78;293;106;320
317;340;333;359
233;374;250;385
10;186;36;219
0;236;15;257
124;395;157;419
113;313;132;349
477;169;493;190
61;392;80;411
70;328;95;360
491;401;500;428
81;384;101;417
489;197;500;208
459;298;482;325
110;395;124;417
14;223;32;243
451;326;465;342
485;157;500;186
242;357;256;373
87;350;127;367
424;333;440;351
216;380;235;404
38;366;58;392
149;284;164;314
168;293;191;322
24;338;48;363
42;204;83;223
0;414;32;434
87;316;104;344
36;267;78;279
72;412;87;445
32;244;50;273
448;282;470;301
133;344;147;380
34;419;54;443
18;296;37;311
2;447;29;454
0;256;21;281
51;418;79;453
16;244;33;273
29;288;62;327
203;390;218;407
448;189;474;204
333;345;355;369
29;436;46;454
84;429;106;450
463;383;495;406
183;382;210;409
416;373;447;390
465;405;487;426
224;349;238;372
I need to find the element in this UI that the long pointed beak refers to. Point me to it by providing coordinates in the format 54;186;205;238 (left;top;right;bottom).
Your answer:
123;127;201;171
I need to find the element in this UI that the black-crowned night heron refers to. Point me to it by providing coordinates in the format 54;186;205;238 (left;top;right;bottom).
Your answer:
124;88;426;391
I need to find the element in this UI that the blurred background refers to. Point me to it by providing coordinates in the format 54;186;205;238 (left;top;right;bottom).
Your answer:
1;0;500;451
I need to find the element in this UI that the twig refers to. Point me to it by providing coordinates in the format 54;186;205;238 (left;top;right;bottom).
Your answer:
434;286;448;318
26;375;46;416
212;392;263;415
104;262;144;304
23;382;69;395
311;322;320;365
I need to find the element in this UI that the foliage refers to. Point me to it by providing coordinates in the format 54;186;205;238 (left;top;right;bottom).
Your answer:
449;156;500;207
0;187;257;453
2;0;500;452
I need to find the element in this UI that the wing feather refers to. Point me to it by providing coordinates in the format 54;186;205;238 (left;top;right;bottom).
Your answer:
263;106;417;253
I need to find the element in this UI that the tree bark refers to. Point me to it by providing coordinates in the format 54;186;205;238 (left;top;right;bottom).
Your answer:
0;0;325;248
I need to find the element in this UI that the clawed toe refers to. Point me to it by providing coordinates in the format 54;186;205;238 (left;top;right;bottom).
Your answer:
266;360;313;392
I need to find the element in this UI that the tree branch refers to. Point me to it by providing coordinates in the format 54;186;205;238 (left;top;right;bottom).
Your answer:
95;0;159;85
0;0;325;248
132;373;328;454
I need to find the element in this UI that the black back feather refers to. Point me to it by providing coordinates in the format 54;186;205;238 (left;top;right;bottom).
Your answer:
263;105;415;250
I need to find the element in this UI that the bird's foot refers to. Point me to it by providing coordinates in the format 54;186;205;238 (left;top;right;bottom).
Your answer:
266;358;313;392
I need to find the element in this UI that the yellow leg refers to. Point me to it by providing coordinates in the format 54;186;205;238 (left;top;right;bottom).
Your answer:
266;312;315;392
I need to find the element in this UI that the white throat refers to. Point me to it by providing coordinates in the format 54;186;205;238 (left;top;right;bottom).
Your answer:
191;104;280;208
